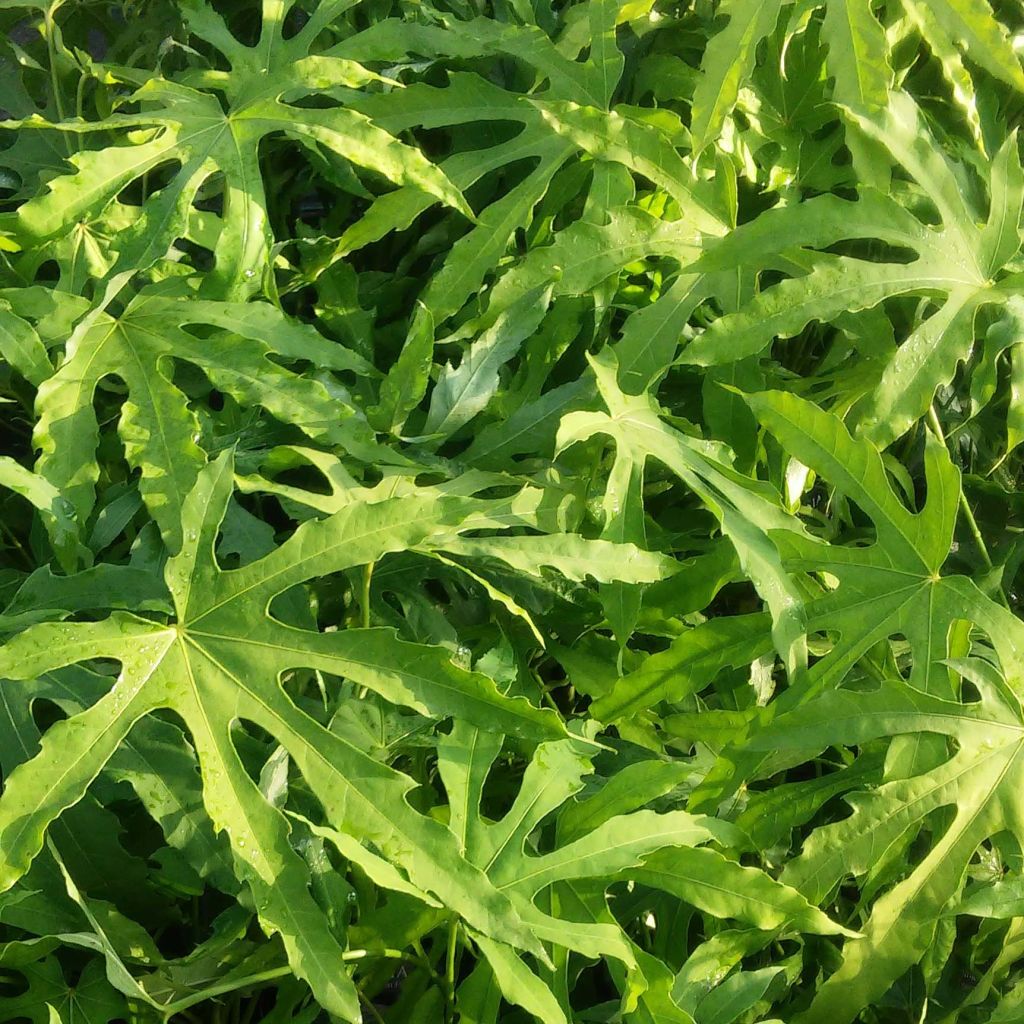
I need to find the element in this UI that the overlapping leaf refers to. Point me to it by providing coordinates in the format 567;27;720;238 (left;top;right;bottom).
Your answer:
3;0;1024;1020
683;92;1024;449
0;0;469;297
29;282;384;553
0;454;577;1019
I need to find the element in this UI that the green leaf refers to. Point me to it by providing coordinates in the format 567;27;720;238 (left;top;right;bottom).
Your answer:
424;286;552;439
0;304;51;386
957;877;1024;920
630;845;853;936
822;0;891;111
738;389;1024;698
533;101;726;235
683;92;1023;446
3;9;469;298
902;0;1024;93
0;457;84;571
434;720;768;1014
754;676;1024;1023
369;304;436;434
0;454;576;1019
34;284;385;551
695;966;785;1024
558;352;807;678
0;564;169;633
689;0;783;159
591;613;773;722
6;3;1024;1019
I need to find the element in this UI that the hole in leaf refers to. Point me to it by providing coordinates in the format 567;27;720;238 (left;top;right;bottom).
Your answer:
30;696;68;734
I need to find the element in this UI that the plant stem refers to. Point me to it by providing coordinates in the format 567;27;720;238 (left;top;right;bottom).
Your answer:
168;948;425;1018
445;917;460;1015
362;559;375;629
75;70;88;120
343;948;423;967
42;3;70;149
926;406;1009;608
0;519;34;571
926;407;991;570
166;968;293;1016
354;559;376;699
359;990;388;1024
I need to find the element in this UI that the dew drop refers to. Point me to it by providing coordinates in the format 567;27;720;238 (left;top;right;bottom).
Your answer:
244;269;256;279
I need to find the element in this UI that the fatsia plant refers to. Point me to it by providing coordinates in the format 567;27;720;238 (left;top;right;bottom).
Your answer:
435;719;849;1024
692;392;1024;1020
684;91;1024;449
25;281;388;553
4;0;1024;1021
756;672;1024;1024
0;454;572;1017
0;0;470;298
687;0;1022;172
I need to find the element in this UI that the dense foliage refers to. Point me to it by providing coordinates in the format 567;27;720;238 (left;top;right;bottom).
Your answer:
2;0;1024;1021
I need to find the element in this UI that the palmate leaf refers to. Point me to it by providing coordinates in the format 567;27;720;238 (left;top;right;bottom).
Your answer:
347;76;722;434
336;4;631;326
557;352;807;676
532;101;727;239
434;720;847;1023
339;12;624;111
0;953;125;1024
692;389;1024;807
31;282;385;554
752;675;1024;1024
688;0;784;160
454;206;706;342
0;663;234;893
6;0;1024;1018
343;73;575;328
692;390;1024;1018
745;389;1024;695
323;22;630;428
686;0;891;179
683;92;1024;447
0;665;206;928
898;0;1024;100
0;453;574;1021
1;0;469;298
711;1;1021;180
